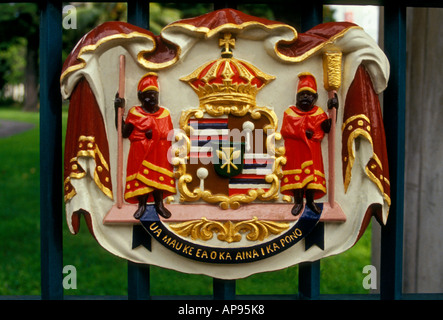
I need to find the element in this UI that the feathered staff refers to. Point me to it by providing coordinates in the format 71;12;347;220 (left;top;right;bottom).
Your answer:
323;50;342;208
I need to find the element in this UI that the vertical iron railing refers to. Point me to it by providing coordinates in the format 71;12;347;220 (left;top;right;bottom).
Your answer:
39;0;63;300
126;0;152;301
380;3;406;301
35;0;441;300
297;1;323;300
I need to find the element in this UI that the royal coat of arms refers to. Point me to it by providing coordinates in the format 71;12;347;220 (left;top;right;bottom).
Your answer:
61;9;390;278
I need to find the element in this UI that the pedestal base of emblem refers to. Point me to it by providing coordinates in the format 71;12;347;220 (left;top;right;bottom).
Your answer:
103;202;346;224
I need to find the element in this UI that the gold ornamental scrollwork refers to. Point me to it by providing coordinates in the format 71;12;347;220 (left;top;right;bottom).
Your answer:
169;217;290;243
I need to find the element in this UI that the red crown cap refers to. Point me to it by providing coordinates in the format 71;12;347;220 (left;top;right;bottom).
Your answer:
138;72;159;92
297;72;317;94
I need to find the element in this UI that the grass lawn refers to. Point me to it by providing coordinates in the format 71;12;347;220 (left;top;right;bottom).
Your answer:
0;107;373;297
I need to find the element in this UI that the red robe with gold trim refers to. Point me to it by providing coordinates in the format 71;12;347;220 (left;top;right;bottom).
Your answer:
280;105;328;199
64;78;113;202
124;106;176;203
342;64;390;226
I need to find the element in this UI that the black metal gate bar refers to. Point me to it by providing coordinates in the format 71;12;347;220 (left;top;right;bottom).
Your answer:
299;261;320;299
39;0;63;300
126;0;152;301
297;1;323;300
213;278;236;300
127;0;150;29
128;261;151;300
380;3;406;300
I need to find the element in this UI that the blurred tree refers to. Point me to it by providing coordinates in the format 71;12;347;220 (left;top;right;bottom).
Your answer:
149;3;181;35
160;2;212;20
238;3;275;20
0;38;26;90
0;3;39;111
323;5;336;23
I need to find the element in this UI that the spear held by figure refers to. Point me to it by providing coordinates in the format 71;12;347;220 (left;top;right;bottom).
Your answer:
323;50;342;209
116;55;126;209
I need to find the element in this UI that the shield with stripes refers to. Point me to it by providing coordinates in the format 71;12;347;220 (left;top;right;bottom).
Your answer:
179;113;279;209
230;152;273;196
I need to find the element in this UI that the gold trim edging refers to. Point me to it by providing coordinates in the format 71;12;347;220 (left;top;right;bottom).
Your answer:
342;116;391;206
60;31;158;84
65;136;113;202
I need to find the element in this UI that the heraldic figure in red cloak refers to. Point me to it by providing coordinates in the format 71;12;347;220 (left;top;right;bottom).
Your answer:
115;72;176;219
280;72;338;216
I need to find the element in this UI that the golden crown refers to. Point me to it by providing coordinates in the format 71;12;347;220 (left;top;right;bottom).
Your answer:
180;33;275;112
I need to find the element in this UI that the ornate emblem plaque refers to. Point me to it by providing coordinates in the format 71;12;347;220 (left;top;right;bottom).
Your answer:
61;9;390;279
